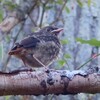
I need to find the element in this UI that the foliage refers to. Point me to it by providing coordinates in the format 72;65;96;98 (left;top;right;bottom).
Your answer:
0;9;3;22
3;1;18;10
76;38;100;47
88;0;91;6
77;0;83;7
60;39;69;45
65;6;70;13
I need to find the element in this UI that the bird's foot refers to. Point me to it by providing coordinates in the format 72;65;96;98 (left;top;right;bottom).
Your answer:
9;67;34;74
19;66;33;72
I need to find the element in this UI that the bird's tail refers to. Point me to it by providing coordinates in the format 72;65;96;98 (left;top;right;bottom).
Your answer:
8;46;22;55
8;50;16;55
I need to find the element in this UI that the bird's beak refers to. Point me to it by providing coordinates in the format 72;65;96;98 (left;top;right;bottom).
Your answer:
51;28;63;33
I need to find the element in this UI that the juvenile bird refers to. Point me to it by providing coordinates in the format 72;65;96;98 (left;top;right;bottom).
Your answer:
9;26;63;68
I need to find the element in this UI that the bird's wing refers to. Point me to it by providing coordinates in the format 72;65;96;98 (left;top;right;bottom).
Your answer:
20;36;40;48
9;36;40;55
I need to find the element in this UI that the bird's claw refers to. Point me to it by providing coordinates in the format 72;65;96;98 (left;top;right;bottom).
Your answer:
9;67;34;74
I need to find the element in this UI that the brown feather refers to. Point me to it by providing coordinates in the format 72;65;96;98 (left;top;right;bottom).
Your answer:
9;48;23;55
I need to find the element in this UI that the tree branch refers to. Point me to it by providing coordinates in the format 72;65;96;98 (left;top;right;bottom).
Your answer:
0;69;99;96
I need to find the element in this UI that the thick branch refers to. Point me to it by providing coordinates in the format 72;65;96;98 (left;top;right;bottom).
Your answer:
0;69;99;96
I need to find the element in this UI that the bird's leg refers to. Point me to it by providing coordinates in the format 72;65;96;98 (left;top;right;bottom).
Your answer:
17;67;33;72
22;59;27;67
33;55;46;67
32;55;50;72
17;58;33;72
10;59;33;73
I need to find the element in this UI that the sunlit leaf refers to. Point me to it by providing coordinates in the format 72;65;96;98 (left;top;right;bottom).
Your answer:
32;27;40;32
60;39;69;45
76;38;100;46
58;60;66;66
88;0;91;7
77;0;83;7
56;0;63;5
0;9;3;22
64;54;71;59
5;96;11;100
4;1;17;10
65;6;70;13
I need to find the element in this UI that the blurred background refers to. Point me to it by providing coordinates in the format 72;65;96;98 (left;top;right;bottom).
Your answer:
0;0;100;100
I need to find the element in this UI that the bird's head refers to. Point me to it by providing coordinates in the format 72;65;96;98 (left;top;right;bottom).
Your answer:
39;26;63;36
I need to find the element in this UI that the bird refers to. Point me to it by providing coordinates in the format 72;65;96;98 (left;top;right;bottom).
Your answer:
8;26;63;68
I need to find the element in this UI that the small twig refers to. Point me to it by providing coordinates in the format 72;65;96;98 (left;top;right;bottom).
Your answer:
39;3;46;27
50;0;68;25
27;4;39;27
28;14;37;27
76;53;100;70
39;0;49;27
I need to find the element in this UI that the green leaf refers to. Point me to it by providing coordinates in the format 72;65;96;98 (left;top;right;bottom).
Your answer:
0;9;3;22
65;6;70;13
88;0;91;7
32;27;40;32
0;0;3;3
60;39;69;45
77;0;83;7
58;60;66;66
5;96;11;100
76;38;100;46
4;1;17;10
56;0;63;5
64;54;71;59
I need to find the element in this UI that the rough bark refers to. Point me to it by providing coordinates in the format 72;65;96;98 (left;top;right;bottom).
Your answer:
0;69;99;96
